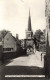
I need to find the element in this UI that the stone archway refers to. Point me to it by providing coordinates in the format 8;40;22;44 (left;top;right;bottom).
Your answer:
26;45;35;54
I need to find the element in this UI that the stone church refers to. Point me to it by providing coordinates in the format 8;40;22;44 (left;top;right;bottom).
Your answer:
21;10;34;53
26;10;33;39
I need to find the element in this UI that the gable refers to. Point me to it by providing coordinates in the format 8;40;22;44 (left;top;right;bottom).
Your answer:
4;33;16;44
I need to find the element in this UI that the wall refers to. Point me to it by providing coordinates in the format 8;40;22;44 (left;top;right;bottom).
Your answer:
45;0;50;78
3;33;17;52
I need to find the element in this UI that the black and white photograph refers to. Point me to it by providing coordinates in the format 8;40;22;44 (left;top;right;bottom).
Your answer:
0;0;50;80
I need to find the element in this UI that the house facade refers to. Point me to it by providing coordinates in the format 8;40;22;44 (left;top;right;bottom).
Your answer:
3;32;17;53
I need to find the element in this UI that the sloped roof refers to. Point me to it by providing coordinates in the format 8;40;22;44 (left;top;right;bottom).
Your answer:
0;31;8;39
28;10;32;31
12;35;17;41
0;31;17;42
4;32;17;41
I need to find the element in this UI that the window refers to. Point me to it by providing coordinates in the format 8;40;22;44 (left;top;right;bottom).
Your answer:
3;48;13;51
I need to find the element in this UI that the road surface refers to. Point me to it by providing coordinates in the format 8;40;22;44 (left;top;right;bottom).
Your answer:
6;51;44;68
4;51;48;80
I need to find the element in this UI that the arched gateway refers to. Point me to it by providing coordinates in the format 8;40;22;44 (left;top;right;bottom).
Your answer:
25;10;35;53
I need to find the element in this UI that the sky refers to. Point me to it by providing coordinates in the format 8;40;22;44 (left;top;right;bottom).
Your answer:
0;0;46;39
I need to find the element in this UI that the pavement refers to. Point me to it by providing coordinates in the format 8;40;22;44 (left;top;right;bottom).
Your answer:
6;51;44;68
0;51;48;80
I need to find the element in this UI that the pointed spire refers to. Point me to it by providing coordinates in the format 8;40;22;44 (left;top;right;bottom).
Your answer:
28;9;32;31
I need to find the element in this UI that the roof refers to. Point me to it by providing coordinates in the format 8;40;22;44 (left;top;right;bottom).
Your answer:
28;10;32;31
0;31;17;42
12;35;17;41
0;30;9;39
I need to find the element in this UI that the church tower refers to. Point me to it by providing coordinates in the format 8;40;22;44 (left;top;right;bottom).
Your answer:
25;10;34;52
26;10;33;39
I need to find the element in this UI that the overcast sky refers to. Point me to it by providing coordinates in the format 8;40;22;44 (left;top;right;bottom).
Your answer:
0;0;46;39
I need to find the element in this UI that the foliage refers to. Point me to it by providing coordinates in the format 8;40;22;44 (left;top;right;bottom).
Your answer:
35;29;43;36
0;30;10;39
34;29;43;41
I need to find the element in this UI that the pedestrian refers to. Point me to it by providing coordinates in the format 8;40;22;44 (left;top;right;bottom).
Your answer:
34;37;37;53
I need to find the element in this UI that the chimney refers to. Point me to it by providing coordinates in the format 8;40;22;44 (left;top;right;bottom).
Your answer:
16;34;18;40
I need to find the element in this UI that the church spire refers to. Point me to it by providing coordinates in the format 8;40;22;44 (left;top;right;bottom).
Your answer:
26;9;33;39
28;10;32;31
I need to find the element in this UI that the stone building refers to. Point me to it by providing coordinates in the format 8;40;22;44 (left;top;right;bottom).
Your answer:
20;10;34;53
0;31;19;59
26;10;33;39
45;0;50;46
2;32;17;53
25;10;34;52
45;0;50;77
21;39;25;49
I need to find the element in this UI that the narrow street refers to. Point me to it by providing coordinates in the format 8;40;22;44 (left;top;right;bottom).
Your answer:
4;51;48;80
6;51;44;67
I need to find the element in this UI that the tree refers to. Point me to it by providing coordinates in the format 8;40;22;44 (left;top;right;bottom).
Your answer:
34;29;43;41
0;30;10;40
1;30;10;38
35;29;43;36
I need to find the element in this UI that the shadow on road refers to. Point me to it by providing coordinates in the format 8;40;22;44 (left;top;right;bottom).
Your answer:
5;66;45;75
0;61;5;80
